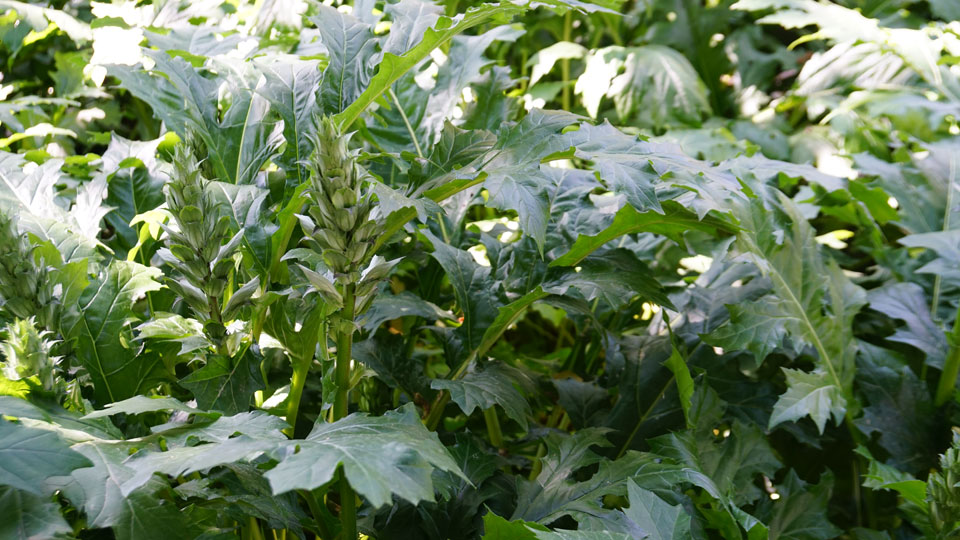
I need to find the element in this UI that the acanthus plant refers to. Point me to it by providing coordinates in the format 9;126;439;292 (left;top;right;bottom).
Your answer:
3;0;960;539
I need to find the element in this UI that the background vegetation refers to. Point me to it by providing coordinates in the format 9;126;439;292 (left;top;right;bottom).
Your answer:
1;0;960;538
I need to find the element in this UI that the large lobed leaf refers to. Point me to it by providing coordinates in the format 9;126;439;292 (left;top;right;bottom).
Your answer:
266;404;466;508
60;260;164;405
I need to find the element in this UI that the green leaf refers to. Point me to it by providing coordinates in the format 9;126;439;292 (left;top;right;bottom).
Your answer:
66;441;174;533
552;201;735;266
728;194;866;432
856;446;927;507
624;479;692;540
135;312;211;355
560;122;661;213
111;51;283;186
255;57;321;185
0;0;91;42
421;27;522;141
335;2;527;127
354;332;429;396
648;386;781;505
359;290;456;331
0;153;104;263
262;295;323;363
119;436;278;496
0;419;92;495
554;378;609;429
769;368;846;434
867;283;945;369
0;486;72;539
528;41;587;86
207;181;276;273
179;350;265;415
102;134;166;249
60;260;164;405
266;404;465;508
513;429;642;528
313;5;377;114
854;349;936;474
480;110;580;249
765;472;842;540
432;362;532;430
0;396;122;439
482;513;542;539
662;347;694;428
82;395;203;419
546;248;673;309
899;229;960;280
576;45;710;128
704;298;792;367
425;231;502;359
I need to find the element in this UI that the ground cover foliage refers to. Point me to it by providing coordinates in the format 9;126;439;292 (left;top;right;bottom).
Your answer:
2;0;960;538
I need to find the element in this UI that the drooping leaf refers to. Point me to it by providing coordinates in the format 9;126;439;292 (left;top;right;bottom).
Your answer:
266;404;465;508
0;419;92;495
552;201;736;266
432;362;532;430
82;395;203;419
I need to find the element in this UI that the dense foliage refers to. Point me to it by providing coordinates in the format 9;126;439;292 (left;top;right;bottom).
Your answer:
2;0;960;538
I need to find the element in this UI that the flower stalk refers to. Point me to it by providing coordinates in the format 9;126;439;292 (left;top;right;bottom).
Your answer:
297;117;396;539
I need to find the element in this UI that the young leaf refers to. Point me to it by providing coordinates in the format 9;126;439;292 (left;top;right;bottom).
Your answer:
768;368;846;434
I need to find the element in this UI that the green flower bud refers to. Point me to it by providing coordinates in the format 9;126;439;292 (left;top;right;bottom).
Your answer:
0;318;58;391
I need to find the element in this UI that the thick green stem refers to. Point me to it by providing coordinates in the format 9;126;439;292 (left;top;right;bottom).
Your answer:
560;12;572;111
333;283;357;539
248;517;264;540
424;391;451;431
483;407;504;449
285;357;311;437
936;302;960;406
299;489;333;540
334;284;356;420
339;471;357;540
